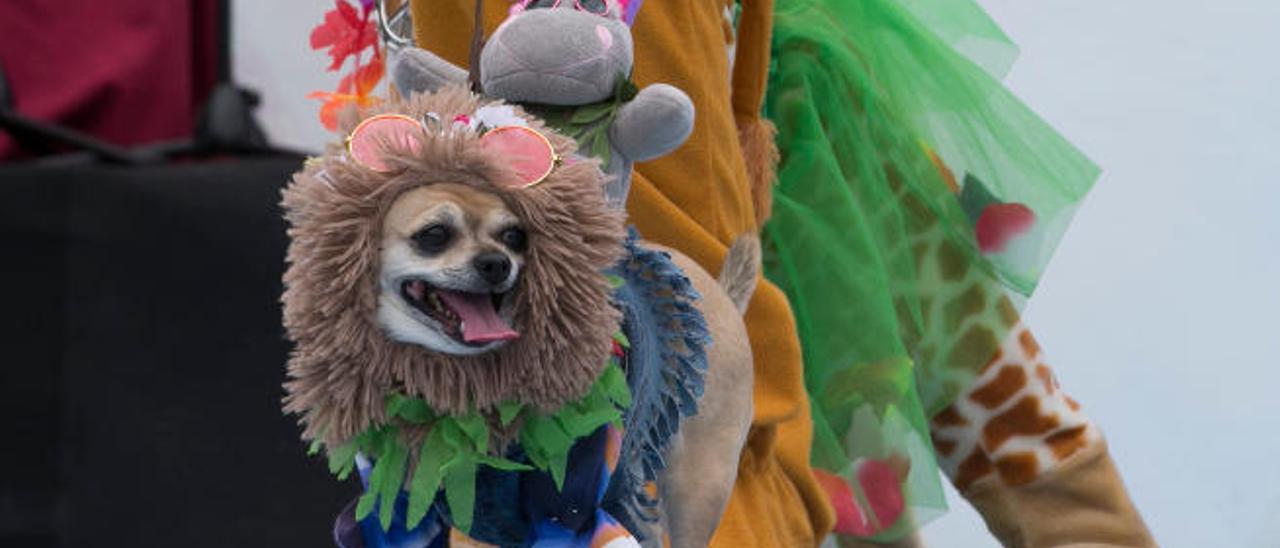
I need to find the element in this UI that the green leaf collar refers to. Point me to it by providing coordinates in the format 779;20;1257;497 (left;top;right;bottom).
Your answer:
316;334;632;534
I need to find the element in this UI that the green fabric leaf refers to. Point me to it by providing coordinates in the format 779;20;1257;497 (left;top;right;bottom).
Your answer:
442;456;478;533
612;331;631;348
571;102;614;125
384;393;409;419
522;416;575;492
439;420;463;448
554;407;593;438
356;429;394;521
590;133;612;162
522;435;549;470
549;448;569;491
308;438;323;456
327;441;358;477
335;461;356;481
453;414;489;454
498;401;524;426
363;440;390;503
606;275;625;288
959;173;1000;224
377;436;410;531
525;415;575;455
406;428;449;529
600;363;632;408
538;109;572;132
474;454;534;472
555;392;621;438
355;490;378;521
395;398;433;424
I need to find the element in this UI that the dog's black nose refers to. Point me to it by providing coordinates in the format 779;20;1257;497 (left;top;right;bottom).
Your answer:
473;253;512;285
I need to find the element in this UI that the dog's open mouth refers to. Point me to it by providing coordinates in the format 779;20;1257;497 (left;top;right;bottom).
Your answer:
401;279;519;345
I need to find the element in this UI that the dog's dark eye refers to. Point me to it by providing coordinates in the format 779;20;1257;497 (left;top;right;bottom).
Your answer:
526;0;557;9
413;225;453;254
499;227;528;252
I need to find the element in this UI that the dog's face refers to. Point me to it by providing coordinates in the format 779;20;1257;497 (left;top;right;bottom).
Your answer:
377;183;527;356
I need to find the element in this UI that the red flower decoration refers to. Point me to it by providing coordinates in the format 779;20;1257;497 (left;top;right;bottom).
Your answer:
310;0;378;72
307;0;384;131
975;202;1036;253
813;455;910;537
814;468;873;537
856;457;907;533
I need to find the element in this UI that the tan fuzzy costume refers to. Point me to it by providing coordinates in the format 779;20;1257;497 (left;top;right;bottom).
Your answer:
281;86;626;448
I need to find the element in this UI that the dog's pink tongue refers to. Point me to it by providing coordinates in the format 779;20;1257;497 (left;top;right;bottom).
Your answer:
437;290;519;343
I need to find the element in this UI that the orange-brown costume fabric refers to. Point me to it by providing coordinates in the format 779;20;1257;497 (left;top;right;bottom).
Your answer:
412;0;834;545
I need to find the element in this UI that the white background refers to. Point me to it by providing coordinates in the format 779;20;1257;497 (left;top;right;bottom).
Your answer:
234;1;1280;545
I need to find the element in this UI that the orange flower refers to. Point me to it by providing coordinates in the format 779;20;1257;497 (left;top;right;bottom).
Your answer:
307;91;381;131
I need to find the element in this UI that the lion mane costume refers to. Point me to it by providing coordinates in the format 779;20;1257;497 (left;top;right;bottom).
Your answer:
280;87;625;448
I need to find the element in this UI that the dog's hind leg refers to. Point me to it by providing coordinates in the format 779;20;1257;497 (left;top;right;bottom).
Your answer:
650;244;757;548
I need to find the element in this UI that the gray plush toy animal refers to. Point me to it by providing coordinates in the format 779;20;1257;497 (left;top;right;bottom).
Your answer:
393;0;695;208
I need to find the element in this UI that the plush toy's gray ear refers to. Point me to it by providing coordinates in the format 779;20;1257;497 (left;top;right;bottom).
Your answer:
393;48;468;96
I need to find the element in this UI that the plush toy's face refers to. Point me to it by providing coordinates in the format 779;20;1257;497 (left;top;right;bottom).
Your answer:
377;183;527;356
481;3;633;105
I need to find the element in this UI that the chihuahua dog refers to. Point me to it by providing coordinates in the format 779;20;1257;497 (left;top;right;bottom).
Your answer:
283;87;754;547
376;182;756;547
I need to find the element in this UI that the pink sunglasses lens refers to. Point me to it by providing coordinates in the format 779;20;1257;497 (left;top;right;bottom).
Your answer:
347;114;423;172
480;126;557;188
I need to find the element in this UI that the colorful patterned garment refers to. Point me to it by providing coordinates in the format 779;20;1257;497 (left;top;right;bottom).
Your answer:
760;0;1101;541
333;231;708;547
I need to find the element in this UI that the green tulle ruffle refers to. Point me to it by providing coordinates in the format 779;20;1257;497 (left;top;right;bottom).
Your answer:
762;0;1098;540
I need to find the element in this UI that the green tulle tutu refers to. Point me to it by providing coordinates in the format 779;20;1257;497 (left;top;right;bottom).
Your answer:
761;0;1098;540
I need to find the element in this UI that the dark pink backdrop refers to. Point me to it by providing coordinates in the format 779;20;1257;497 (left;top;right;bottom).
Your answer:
0;0;219;159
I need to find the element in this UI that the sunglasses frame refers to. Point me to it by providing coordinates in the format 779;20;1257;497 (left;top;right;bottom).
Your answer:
521;0;612;16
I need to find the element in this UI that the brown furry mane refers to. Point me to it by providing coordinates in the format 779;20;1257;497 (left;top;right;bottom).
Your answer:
281;86;625;446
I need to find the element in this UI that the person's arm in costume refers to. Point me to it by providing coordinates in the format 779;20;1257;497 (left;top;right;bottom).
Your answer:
930;323;1154;547
759;0;1153;545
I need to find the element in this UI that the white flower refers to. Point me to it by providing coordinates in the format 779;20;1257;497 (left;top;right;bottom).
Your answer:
473;104;527;129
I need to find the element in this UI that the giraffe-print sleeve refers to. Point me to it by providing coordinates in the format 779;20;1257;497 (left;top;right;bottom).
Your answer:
930;323;1101;492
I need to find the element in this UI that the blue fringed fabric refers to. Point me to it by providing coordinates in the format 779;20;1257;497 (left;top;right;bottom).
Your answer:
602;228;710;535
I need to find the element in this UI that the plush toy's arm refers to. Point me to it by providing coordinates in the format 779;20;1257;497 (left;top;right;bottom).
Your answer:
393;47;469;96
610;84;695;162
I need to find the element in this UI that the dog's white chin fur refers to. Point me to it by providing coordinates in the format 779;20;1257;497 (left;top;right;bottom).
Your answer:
376;292;509;356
